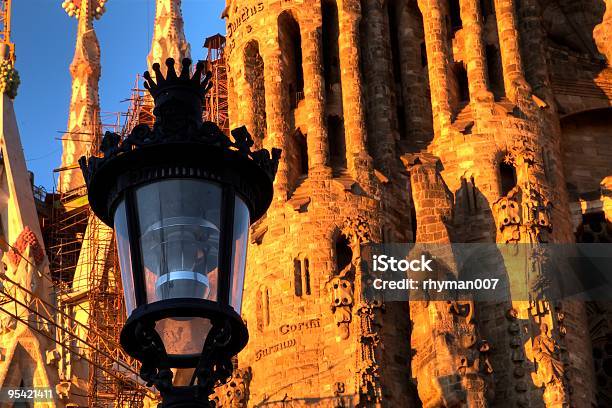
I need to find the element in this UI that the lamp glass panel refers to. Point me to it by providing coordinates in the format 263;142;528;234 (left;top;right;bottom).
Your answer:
135;179;222;304
154;316;212;356
229;196;250;314
113;200;137;315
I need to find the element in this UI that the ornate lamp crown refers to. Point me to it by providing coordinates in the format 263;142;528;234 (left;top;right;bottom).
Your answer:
143;58;212;106
80;58;281;224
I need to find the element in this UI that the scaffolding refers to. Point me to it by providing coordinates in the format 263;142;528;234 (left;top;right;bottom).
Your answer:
0;0;14;62
34;34;230;407
203;33;229;135
122;34;230;138
46;111;151;407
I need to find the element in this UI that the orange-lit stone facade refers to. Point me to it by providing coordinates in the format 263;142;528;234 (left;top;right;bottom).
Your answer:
219;0;612;406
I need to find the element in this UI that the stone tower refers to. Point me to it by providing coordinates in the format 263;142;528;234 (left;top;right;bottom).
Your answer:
59;0;105;193
147;0;190;75
0;45;65;405
222;0;612;407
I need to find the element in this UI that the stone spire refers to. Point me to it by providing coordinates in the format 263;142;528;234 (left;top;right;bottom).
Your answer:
59;0;105;193
0;43;63;404
147;0;191;75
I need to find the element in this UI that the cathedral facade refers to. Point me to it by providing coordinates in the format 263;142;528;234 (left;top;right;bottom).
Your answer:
218;0;612;406
0;0;611;406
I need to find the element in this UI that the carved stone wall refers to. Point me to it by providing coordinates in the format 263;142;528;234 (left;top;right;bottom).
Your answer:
222;0;611;407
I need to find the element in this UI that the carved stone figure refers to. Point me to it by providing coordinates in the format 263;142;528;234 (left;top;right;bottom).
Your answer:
531;322;565;387
328;270;354;340
493;187;522;243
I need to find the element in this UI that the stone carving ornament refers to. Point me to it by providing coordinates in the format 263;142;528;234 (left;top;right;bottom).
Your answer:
329;272;354;340
0;58;20;99
531;322;565;387
214;366;252;408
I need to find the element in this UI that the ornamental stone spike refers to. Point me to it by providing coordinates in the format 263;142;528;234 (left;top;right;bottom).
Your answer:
147;0;191;78
59;0;107;193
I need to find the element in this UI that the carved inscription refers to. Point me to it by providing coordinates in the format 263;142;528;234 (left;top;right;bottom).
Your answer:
255;339;296;361
227;3;265;38
279;318;320;335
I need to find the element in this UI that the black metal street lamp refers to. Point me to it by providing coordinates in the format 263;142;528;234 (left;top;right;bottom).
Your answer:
79;58;280;408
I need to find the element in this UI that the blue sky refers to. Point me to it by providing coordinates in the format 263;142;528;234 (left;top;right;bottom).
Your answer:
12;0;226;190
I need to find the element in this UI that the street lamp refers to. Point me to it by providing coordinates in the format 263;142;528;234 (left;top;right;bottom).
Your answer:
79;58;280;407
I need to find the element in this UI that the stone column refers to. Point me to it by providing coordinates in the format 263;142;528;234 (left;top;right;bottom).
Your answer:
262;40;289;201
417;0;454;136
460;0;494;103
494;0;529;102
338;0;370;180
301;13;331;176
361;0;396;175
403;153;492;408
395;0;434;147
518;0;553;101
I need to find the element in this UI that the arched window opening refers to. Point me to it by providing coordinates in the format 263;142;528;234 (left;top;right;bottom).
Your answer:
328;115;347;171
278;12;305;109
499;162;517;196
449;0;462;34
244;41;267;140
335;234;353;273
296;131;308;176
453;62;470;103
287;130;308;195
322;0;342;90
486;45;506;99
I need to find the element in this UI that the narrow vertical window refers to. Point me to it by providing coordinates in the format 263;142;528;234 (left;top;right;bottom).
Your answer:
420;42;428;67
480;0;495;18
303;258;311;295
322;0;342;90
335;234;353;273
296;131;308;176
263;287;270;327
294;258;303;296
328;115;347;171
294;255;311;297
449;0;463;32
244;41;267;140
499;162;517;196
256;288;263;332
453;63;470;103
486;45;506;99
278;12;304;109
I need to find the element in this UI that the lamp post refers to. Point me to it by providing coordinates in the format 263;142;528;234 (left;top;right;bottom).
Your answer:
79;58;280;407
